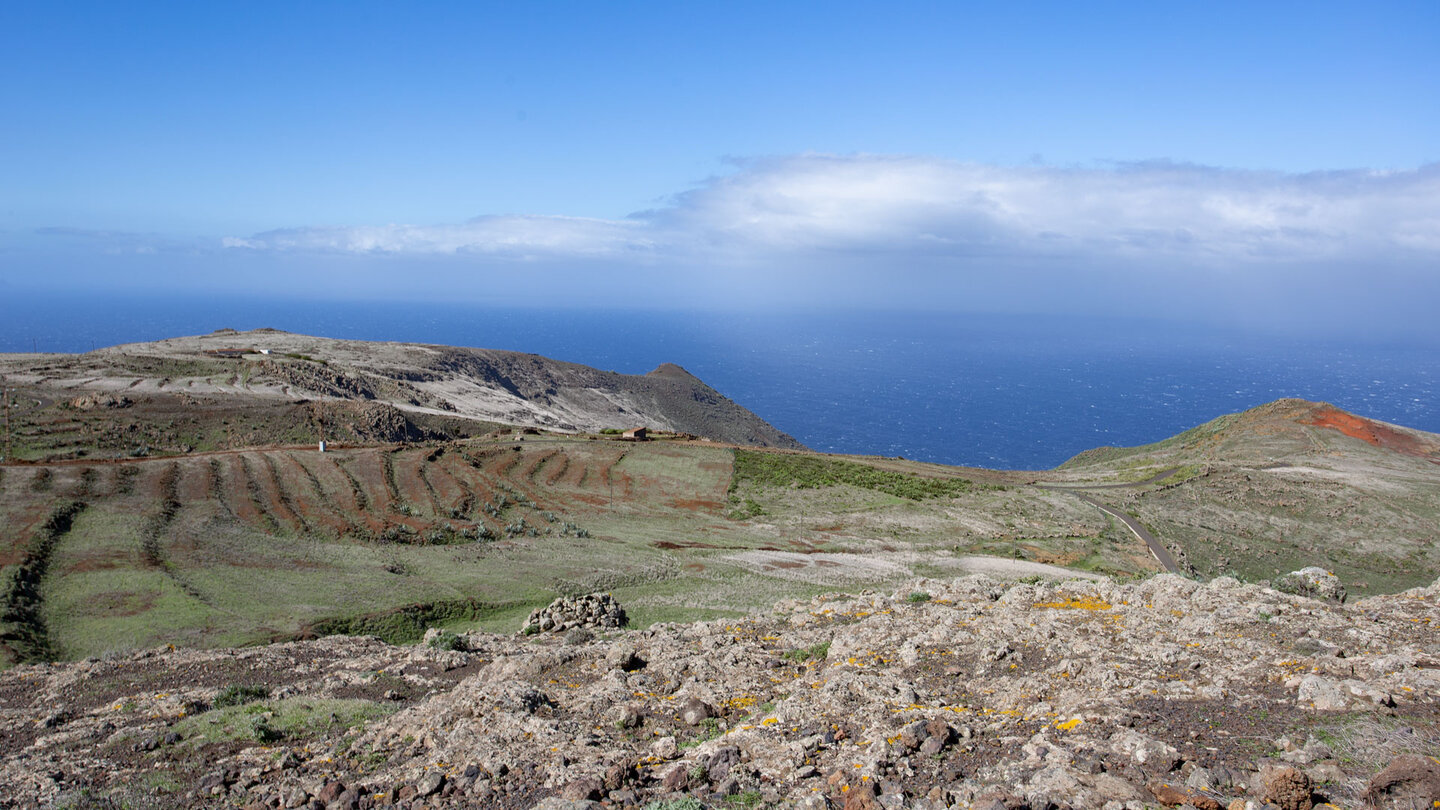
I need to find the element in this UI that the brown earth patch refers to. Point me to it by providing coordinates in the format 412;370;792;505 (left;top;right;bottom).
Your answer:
63;549;135;573
667;497;723;511
88;590;159;617
1303;406;1439;462
652;540;720;550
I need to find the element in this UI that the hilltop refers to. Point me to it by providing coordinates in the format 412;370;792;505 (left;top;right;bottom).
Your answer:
0;329;803;456
1054;398;1440;590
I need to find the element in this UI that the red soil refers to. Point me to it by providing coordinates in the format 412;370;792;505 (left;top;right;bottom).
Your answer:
175;458;212;503
1302;406;1439;462
274;454;351;537
425;456;470;510
216;456;264;526
393;452;438;515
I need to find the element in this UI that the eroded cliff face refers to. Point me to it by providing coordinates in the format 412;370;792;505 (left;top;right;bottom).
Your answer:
2;574;1437;809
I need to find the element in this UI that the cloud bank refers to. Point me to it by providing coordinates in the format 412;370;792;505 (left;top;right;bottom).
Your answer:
222;156;1440;269
11;155;1438;337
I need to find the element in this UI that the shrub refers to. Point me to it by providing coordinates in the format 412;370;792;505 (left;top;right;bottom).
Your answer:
213;684;269;708
249;715;281;743
907;591;932;603
782;641;831;662
426;630;465;651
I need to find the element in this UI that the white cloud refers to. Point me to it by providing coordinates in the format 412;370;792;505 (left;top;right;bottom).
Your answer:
221;156;1440;269
225;215;654;260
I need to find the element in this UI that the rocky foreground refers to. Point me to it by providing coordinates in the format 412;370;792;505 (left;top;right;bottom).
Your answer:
2;574;1438;809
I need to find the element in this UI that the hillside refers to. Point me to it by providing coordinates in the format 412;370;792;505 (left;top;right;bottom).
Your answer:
1;575;1436;808
1048;398;1440;592
3;361;1439;670
2;335;1440;806
0;329;803;457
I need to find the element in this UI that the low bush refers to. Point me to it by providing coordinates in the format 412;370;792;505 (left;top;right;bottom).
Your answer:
213;684;269;708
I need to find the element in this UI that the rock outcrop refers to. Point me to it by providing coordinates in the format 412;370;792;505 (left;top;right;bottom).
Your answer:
1;573;1436;808
1274;566;1348;603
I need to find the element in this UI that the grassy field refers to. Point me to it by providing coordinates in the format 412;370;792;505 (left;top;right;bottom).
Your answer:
2;436;1137;667
5;396;1440;668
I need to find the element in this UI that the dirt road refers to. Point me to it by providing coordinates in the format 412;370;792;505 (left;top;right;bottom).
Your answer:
1036;470;1182;574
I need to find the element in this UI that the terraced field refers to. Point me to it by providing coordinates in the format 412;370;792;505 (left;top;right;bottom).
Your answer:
6;437;1117;667
7;396;1436;670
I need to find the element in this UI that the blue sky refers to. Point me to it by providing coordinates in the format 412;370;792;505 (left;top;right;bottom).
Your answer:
2;1;1437;333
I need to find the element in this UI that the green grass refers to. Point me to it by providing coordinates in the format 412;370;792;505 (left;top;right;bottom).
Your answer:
643;799;704;810
732;450;990;501
309;597;525;644
173;697;396;745
782;640;831;662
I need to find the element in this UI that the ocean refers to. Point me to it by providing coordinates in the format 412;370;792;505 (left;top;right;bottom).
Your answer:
3;293;1436;470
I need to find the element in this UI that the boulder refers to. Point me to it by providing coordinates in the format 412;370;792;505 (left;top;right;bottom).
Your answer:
1363;754;1440;809
1260;765;1312;810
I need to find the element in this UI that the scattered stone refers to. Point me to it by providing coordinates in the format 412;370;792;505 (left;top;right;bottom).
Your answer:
1149;780;1224;810
3;572;1438;809
315;781;345;805
650;736;679;760
414;771;444;798
613;648;647;672
561;776;604;801
842;782;879;810
661;766;690;792
611;703;643;728
681;697;716;725
1114;730;1181;773
1296;674;1349;710
69;394;131;410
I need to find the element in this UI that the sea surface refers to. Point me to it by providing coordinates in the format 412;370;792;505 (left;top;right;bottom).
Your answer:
3;293;1436;470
